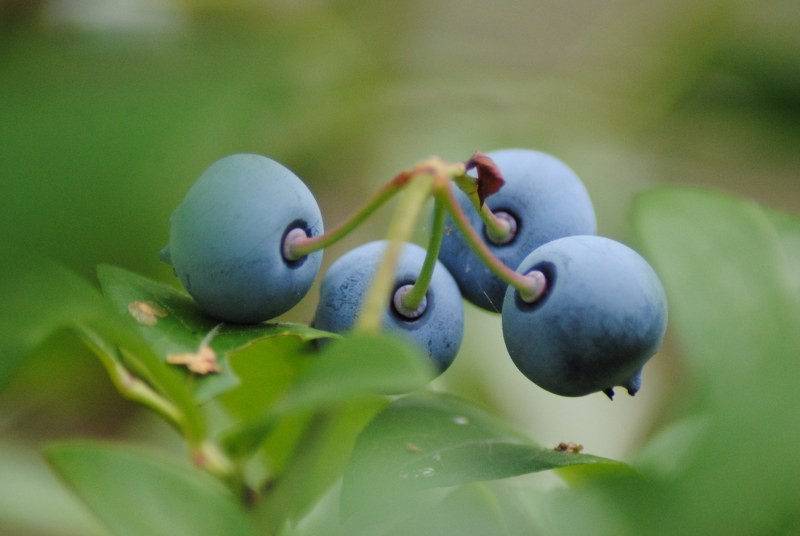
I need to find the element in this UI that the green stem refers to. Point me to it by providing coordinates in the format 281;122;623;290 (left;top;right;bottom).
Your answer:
76;327;184;427
453;171;514;243
192;440;239;481
286;174;407;260
188;439;254;506
436;183;545;302
480;204;514;243
400;197;446;311
355;174;435;334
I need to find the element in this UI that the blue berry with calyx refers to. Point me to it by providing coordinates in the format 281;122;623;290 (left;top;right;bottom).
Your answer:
501;235;667;398
313;241;464;372
439;148;596;312
162;153;323;324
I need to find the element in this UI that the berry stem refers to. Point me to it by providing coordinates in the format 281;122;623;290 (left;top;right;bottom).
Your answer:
191;439;239;485
355;173;435;334
436;182;546;302
285;172;409;260
78;327;184;427
400;196;446;312
480;204;514;243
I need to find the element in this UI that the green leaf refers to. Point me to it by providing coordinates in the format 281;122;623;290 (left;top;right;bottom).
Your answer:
290;479;541;536
632;414;710;479
218;337;314;425
97;264;331;403
253;400;386;534
340;392;627;522
46;442;259;536
277;333;435;411
0;441;104;536
218;337;390;531
222;333;435;458
216;336;318;489
762;204;800;297
379;482;540;536
0;244;116;392
632;186;800;391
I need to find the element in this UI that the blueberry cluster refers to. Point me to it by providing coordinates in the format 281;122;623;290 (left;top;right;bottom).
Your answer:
162;150;667;398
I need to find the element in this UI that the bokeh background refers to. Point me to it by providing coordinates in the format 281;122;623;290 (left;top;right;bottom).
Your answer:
1;0;798;533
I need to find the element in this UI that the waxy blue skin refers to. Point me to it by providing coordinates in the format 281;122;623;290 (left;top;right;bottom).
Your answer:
313;241;464;372
439;149;596;312
501;235;667;398
164;153;323;324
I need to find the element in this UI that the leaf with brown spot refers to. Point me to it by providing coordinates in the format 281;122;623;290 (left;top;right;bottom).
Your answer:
97;264;334;403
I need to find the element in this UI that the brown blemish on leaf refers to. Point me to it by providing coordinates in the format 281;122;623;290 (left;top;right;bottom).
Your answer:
167;346;221;375
167;324;223;375
555;441;584;453
128;300;168;325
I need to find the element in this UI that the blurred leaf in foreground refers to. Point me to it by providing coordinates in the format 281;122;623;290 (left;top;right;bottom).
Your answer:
629;186;800;533
0;441;104;536
47;442;258;536
222;333;435;459
0;244;116;392
0;247;206;441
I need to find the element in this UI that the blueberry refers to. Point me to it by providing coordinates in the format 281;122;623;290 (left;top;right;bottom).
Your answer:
501;235;667;398
313;241;464;372
439;149;596;312
164;153;323;324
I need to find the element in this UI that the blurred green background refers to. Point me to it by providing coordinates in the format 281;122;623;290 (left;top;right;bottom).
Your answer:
1;0;799;533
